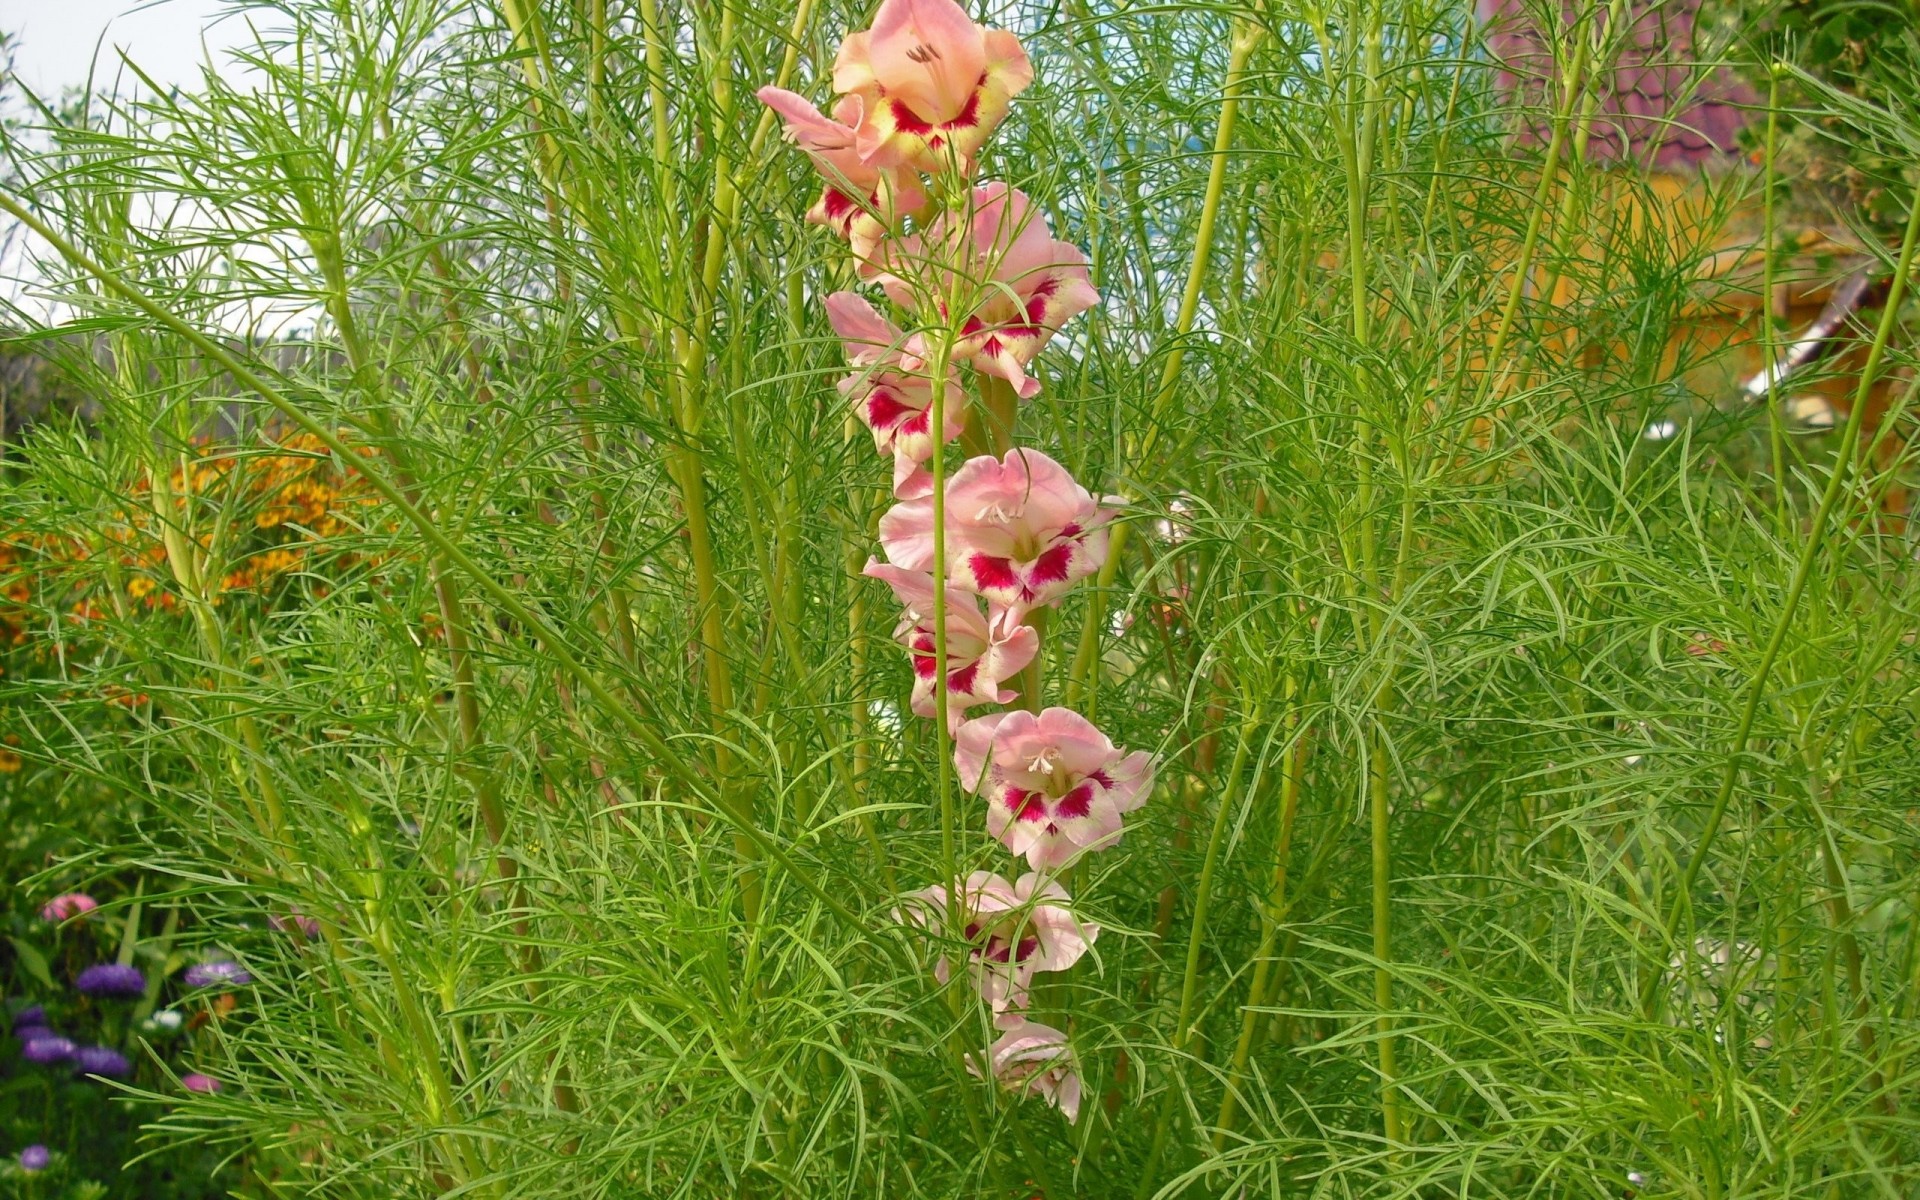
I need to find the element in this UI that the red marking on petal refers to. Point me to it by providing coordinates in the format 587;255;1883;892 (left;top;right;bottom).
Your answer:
866;389;915;432
820;188;857;223
901;408;931;437
969;555;1020;592
1014;935;1039;962
948;661;981;694
912;652;938;679
1027;544;1075;587
1059;522;1082;537
960;316;984;337
1004;788;1047;822
1054;785;1093;820
1087;769;1114;789
945;89;984;131
890;98;935;136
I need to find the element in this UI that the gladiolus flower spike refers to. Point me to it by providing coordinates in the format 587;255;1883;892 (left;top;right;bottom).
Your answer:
761;0;1150;1126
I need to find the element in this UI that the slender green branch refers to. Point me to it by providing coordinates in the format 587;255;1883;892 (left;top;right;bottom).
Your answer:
1652;156;1920;1002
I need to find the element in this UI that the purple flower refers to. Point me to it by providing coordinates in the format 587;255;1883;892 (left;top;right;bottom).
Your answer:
75;1045;131;1078
21;1035;76;1065
74;963;146;999
182;960;252;988
11;1004;47;1032
18;1144;49;1172
180;1072;221;1094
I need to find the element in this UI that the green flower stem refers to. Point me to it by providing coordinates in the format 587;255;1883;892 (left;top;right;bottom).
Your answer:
1073;17;1265;712
1479;18;1591;403
1651;154;1920;1008
1320;0;1403;1146
921;330;997;1157
1213;681;1301;1146
1761;67;1788;535
1135;694;1266;1198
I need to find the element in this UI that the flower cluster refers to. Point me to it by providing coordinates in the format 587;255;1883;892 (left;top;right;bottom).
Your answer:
10;889;234;1140
763;0;1154;1123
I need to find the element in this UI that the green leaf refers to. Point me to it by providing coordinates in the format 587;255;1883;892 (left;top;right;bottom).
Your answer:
8;937;55;991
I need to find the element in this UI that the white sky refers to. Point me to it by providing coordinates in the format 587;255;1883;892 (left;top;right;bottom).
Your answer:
1;0;251;97
0;1;313;330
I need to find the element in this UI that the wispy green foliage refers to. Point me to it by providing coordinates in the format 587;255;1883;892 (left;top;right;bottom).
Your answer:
1;0;1918;1196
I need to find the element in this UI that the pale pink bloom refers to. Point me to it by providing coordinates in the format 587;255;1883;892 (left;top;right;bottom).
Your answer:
896;871;1096;1012
828;292;965;498
270;910;321;941
877;184;1098;398
877;449;1114;614
180;1072;222;1094
831;0;1033;174
864;560;1038;725
972;1017;1082;1122
756;88;927;244
956;707;1153;871
40;893;98;922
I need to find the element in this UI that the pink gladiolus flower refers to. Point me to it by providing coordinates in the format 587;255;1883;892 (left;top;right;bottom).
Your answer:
878;449;1114;615
832;0;1033;174
828;292;966;497
956;707;1154;871
864;561;1039;725
756;88;928;247
897;871;1095;1012
40;893;98;922
180;1072;222;1094
972;1017;1082;1122
877;184;1098;398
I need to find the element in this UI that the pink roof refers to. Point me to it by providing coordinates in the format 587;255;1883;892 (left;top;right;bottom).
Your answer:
1478;0;1759;169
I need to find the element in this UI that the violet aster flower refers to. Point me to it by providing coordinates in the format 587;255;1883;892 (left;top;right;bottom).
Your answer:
74;1045;131;1078
180;1072;221;1094
74;963;146;999
18;1144;50;1172
21;1035;76;1065
11;1005;47;1032
182;960;252;988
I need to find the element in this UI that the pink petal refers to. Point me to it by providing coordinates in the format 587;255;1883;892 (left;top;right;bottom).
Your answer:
1105;750;1156;813
955;711;1014;791
878;497;937;570
867;0;988;126
825;291;899;359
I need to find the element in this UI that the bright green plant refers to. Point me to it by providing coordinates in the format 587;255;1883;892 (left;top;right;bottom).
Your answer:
0;0;1917;1196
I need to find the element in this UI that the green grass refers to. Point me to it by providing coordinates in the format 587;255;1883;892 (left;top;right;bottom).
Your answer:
1;0;1919;1196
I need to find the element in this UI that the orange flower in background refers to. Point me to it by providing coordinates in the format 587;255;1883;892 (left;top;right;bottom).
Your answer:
1;428;393;681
